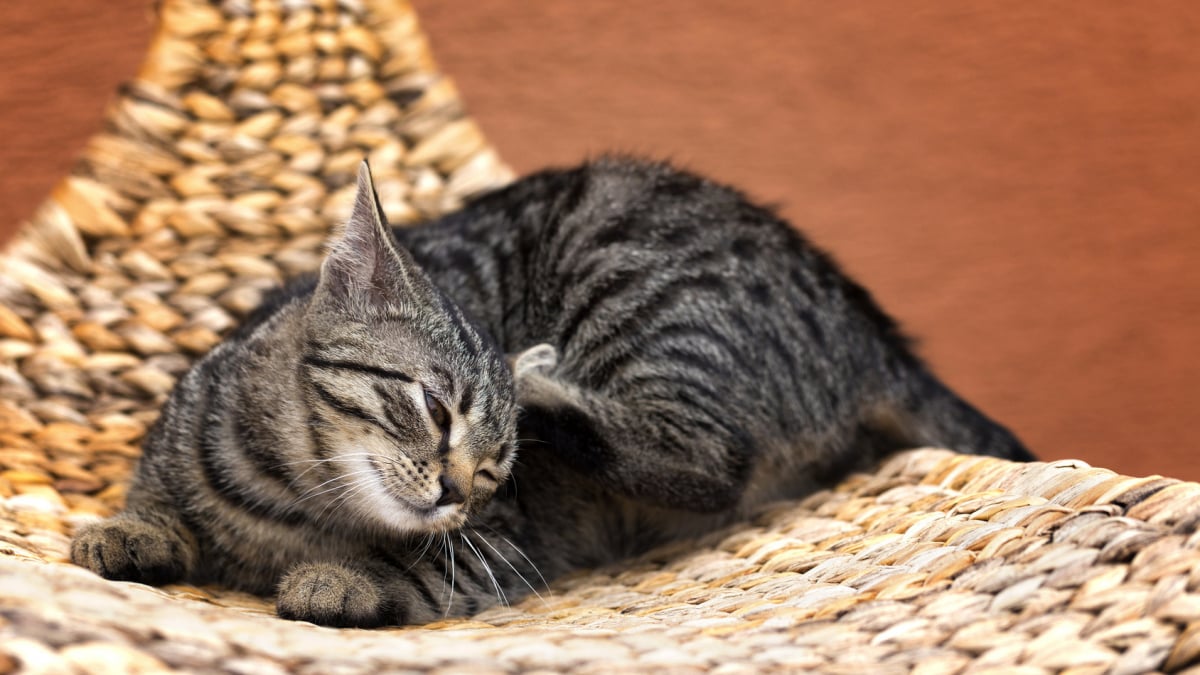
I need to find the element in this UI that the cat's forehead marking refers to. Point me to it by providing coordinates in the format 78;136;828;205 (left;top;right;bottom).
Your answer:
429;364;452;388
458;385;474;415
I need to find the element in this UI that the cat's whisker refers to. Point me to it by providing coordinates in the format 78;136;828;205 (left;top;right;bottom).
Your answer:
291;468;357;499
276;452;379;467
277;453;382;488
446;530;458;618
405;533;436;573
327;476;377;517
379;456;414;475
310;480;358;524
482;525;550;593
317;478;365;515
329;485;376;527
288;461;345;487
310;475;375;524
492;453;522;499
292;468;378;504
461;532;506;608
469;529;542;604
291;477;354;508
438;532;449;604
292;468;366;498
436;531;458;618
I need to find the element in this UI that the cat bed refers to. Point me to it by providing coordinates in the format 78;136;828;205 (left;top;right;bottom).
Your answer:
2;0;1199;672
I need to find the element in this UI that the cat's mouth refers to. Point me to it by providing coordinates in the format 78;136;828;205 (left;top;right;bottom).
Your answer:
418;505;468;530
405;497;470;528
397;486;492;532
372;489;469;532
354;456;471;532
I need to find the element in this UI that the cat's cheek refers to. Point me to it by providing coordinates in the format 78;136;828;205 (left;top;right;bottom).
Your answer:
463;483;499;516
320;433;445;531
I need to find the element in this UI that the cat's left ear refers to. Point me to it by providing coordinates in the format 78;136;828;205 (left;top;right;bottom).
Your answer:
317;161;428;305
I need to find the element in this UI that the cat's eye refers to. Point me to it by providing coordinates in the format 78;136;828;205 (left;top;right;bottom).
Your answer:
424;390;449;430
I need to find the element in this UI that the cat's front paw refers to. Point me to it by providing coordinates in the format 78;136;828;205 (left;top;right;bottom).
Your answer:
70;517;193;585
510;343;559;379
277;562;386;628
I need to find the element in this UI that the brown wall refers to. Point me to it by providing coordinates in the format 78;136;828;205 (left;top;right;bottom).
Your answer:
2;1;1198;479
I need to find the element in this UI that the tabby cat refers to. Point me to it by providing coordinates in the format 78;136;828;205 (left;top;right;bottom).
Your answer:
72;158;1032;627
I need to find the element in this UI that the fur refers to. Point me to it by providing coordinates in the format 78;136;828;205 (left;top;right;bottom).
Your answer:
72;158;1032;626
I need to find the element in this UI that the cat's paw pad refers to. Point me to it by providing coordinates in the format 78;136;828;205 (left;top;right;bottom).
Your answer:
277;562;386;628
511;343;559;378
70;518;191;585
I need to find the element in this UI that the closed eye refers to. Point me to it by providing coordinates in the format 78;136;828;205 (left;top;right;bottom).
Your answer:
307;377;412;444
424;390;450;431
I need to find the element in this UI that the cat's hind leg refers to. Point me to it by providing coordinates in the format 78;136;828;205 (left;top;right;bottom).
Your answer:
513;345;752;512
70;512;197;586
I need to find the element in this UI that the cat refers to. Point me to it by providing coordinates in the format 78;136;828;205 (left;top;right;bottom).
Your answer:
71;157;1033;627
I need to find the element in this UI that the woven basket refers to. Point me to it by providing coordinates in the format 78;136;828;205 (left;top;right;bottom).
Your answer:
3;1;1200;672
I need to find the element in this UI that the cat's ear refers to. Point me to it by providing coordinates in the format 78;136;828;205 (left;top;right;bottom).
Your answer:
316;161;426;305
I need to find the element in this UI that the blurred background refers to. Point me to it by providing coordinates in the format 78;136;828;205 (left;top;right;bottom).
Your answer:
1;1;1197;479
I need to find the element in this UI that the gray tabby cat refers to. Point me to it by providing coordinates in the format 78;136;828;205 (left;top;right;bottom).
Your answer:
72;158;1032;627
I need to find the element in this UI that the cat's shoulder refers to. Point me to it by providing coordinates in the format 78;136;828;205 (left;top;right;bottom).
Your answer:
455;156;712;203
457;155;765;225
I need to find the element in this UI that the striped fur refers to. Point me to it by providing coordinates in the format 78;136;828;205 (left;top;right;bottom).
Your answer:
72;158;1032;626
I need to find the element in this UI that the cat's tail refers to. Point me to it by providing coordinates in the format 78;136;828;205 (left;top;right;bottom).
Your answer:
881;371;1036;462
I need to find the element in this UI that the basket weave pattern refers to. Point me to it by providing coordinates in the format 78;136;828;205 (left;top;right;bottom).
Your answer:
2;1;1200;673
0;0;510;521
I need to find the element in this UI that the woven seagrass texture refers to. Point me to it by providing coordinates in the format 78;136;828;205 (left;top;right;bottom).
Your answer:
4;1;1200;673
5;449;1200;673
0;0;511;521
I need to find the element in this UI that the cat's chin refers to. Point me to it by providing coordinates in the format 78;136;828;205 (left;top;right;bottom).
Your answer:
416;505;469;532
374;496;469;534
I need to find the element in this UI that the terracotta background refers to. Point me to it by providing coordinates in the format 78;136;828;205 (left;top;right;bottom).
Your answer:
1;1;1197;479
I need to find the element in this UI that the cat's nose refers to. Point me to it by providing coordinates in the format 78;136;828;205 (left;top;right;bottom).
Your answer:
435;475;465;507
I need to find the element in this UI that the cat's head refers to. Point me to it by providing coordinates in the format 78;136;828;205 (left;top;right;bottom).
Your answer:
299;162;517;534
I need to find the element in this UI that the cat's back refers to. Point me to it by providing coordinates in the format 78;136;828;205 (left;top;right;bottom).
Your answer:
529;157;804;278
403;157;905;395
422;158;837;332
510;159;895;380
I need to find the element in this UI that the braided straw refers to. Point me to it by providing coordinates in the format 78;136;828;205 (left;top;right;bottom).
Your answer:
3;1;1200;673
5;449;1200;673
0;0;511;521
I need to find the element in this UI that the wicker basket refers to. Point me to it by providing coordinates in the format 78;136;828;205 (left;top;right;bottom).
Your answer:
2;1;1199;672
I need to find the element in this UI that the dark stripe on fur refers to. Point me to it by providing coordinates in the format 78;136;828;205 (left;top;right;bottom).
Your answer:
302;355;414;383
196;374;310;527
572;271;728;360
308;379;409;448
